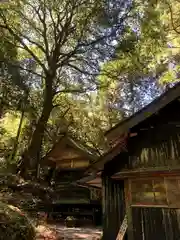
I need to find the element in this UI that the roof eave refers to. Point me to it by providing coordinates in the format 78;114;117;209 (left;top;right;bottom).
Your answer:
105;83;180;142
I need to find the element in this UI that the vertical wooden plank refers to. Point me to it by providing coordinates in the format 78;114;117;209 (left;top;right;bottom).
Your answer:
109;178;118;239
105;175;109;239
170;208;179;239
117;182;120;225
131;207;143;240
117;182;121;228
113;180;122;239
107;177;111;239
105;175;108;233
111;180;116;238
125;179;134;240
102;174;115;239
132;208;168;240
101;173;106;240
114;181;118;235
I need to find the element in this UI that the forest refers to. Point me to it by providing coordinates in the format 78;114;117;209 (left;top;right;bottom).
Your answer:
0;0;180;239
1;0;179;180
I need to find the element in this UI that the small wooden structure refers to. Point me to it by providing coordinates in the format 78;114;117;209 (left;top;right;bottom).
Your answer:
79;83;180;239
43;134;98;186
43;134;102;225
44;134;97;169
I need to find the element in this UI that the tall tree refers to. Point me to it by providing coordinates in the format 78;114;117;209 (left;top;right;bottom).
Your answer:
0;0;133;177
98;0;170;115
101;0;180;94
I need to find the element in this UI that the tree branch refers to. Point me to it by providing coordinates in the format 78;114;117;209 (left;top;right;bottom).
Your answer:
16;28;46;54
44;128;53;141
54;88;88;95
53;82;111;96
47;5;58;47
67;63;99;76
0;59;43;79
78;5;133;48
33;0;50;60
50;1;78;66
166;0;180;34
15;8;43;38
0;20;47;73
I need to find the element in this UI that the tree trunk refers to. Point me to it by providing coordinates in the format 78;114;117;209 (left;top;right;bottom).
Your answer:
10;105;25;162
19;76;53;179
0;101;5;119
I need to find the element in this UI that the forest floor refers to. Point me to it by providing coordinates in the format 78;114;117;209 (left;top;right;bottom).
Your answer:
36;223;102;240
0;174;102;240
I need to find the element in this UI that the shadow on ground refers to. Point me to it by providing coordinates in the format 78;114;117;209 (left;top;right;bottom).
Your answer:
36;224;102;240
56;226;102;239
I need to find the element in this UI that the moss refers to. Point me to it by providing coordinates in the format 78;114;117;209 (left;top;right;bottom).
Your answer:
0;202;35;240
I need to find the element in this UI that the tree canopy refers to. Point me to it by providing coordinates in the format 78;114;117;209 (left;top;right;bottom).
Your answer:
0;0;180;179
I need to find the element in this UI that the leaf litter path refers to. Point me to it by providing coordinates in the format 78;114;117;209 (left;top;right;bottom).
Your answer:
36;224;102;240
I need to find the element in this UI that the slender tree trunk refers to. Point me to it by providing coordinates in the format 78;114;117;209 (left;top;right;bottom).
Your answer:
0;101;5;119
10;106;25;162
19;76;54;179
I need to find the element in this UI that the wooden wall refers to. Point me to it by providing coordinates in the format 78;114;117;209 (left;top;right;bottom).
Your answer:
51;170;91;202
125;125;180;170
101;99;180;239
124;99;180;171
132;207;180;240
102;172;126;240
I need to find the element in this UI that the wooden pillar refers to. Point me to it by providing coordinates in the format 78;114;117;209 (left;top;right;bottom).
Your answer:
102;172;108;239
125;180;134;240
102;172;126;240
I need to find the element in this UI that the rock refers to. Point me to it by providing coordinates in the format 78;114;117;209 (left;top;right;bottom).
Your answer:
0;202;35;240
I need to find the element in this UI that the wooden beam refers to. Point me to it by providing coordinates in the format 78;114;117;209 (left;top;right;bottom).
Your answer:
116;215;128;240
77;172;99;184
124;180;133;240
76;183;101;190
49;156;89;162
86;177;102;188
88;183;102;188
85;142;127;173
130;132;138;137
112;166;180;179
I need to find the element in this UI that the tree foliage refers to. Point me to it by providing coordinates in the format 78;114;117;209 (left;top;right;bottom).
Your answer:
1;0;180;179
0;0;134;177
99;0;180;116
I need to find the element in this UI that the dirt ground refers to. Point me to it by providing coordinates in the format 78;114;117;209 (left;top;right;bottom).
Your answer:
36;224;102;240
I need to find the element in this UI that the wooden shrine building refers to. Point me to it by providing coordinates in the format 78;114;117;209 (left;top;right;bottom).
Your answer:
43;134;102;225
79;82;180;239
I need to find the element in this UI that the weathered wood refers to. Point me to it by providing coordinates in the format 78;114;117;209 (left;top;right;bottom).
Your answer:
95;88;180;240
125;126;180;171
112;167;180;179
116;215;128;240
44;135;98;168
131;207;180;240
102;171;126;240
124;180;134;240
